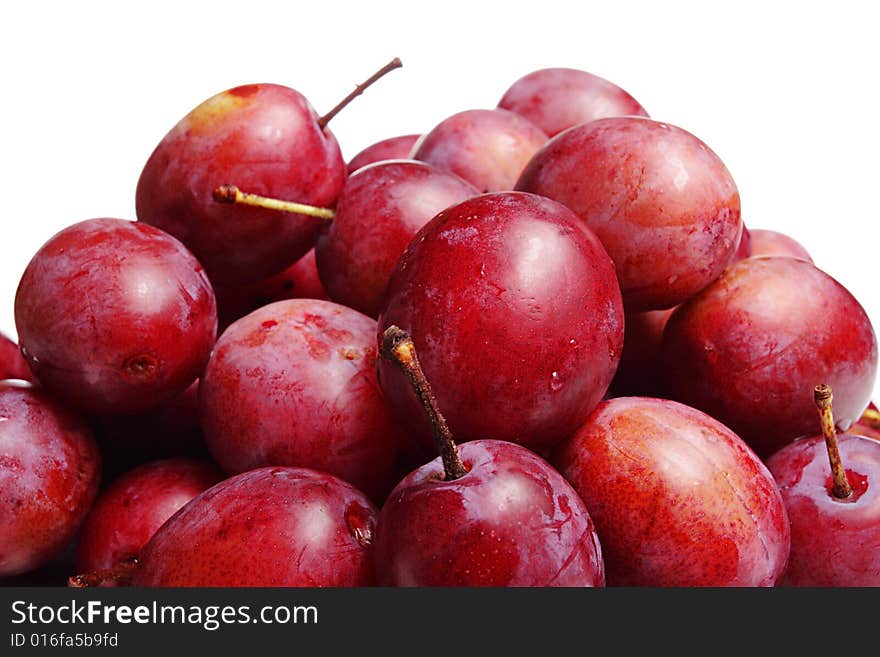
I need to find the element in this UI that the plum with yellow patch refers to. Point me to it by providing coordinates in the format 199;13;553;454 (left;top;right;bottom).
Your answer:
136;83;345;285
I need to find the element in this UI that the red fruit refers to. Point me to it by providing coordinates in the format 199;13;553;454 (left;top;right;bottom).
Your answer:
0;333;31;381
375;440;604;586
661;257;878;457
131;467;377;587
315;160;477;317
14;219;217;415
766;386;880;585
373;327;604;587
76;458;223;578
214;248;329;330
498;67;648;137
769;434;880;585
200;299;403;502
747;229;812;262
413;109;547;193
378;192;624;452
517;116;742;310
136;84;346;285
552;397;790;586
0;382;100;577
347;134;421;174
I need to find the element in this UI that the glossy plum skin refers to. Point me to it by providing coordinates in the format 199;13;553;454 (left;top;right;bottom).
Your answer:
552;397;790;586
137;84;346;285
661;257;878;457
413;109;547;193
214;248;329;330
378;192;624;452
498;67;648;137
0;382;101;577
14;219;217;415
747;229;812;262
132;467;377;587
374;440;604;586
315;160;477;317
347;134;421;174
201;299;403;502
517;117;742;310
0;332;31;381
609;307;675;397
76;458;223;576
767;434;880;586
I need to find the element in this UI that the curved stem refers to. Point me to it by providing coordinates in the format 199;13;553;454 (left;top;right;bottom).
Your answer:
213;185;335;220
68;557;139;588
318;57;402;129
814;384;853;499
380;326;468;481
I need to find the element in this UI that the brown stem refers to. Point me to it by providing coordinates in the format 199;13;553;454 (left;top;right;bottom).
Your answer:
213;185;335;220
814;384;853;499
68;556;139;588
380;326;468;481
318;57;402;129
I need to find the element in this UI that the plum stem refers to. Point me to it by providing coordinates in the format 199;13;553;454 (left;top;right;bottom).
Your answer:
318;57;402;129
212;185;335;220
380;325;468;481
814;384;853;500
67;556;139;588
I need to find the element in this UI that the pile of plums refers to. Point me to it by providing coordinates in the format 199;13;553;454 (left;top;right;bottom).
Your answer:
2;60;879;588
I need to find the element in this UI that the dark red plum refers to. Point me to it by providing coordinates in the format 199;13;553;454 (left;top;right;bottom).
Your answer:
136;84;346;284
131;467;377;587
374;327;604;587
14;219;217;415
552;397;790;586
375;440;604;586
0;382;100;577
76;458;223;579
769;434;880;585
499;67;648;137
347;134;421;174
413;109;547;192
200;299;403;502
661;257;878;456
378;192;623;452
315;160;477;317
517;117;741;310
766;386;880;586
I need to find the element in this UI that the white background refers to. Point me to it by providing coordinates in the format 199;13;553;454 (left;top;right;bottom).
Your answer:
1;1;878;397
